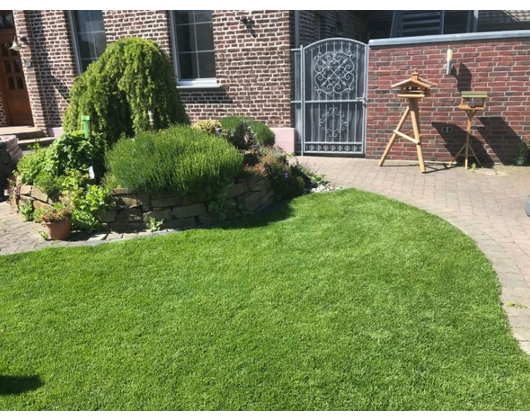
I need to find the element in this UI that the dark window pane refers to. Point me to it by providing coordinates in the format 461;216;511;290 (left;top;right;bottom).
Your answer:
178;53;198;79
81;59;93;72
0;15;5;30
89;10;104;32
1;42;8;57
195;23;214;50
93;32;107;56
175;11;193;25
4;61;11;74
197;52;215;78
7;77;14;90
177;25;196;52
194;10;212;23
13;59;21;73
4;12;14;29
16;76;24;89
77;32;94;58
74;10;92;33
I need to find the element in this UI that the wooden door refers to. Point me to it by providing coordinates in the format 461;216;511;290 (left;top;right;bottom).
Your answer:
0;11;33;126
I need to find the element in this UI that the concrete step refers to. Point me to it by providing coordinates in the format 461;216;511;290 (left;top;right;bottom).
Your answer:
0;125;47;140
17;137;56;151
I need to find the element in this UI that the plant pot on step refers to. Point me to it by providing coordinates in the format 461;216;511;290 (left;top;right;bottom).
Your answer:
41;206;73;240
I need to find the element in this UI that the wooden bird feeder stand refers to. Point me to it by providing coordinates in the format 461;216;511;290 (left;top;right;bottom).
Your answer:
449;91;488;169
378;69;437;173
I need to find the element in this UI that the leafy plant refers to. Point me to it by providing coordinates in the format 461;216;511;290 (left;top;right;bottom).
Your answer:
192;120;221;134
208;191;236;222
105;126;244;199
147;217;164;232
220;116;275;147
33;208;46;224
18;200;34;221
66;183;114;232
38;230;50;240
40;205;72;224
16;148;49;185
259;147;306;199
64;37;189;143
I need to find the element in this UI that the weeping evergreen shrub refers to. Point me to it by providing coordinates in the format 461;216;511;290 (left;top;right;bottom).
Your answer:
220;116;275;147
105;126;244;198
64;37;189;143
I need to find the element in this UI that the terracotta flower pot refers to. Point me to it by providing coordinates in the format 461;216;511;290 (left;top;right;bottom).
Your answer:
44;218;72;240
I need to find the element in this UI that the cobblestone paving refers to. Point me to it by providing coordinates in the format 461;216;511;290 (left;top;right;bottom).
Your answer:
298;157;530;354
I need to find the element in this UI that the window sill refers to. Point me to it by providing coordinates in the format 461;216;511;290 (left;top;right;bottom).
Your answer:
177;82;222;90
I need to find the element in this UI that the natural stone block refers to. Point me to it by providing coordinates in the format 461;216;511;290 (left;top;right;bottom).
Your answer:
226;182;249;198
33;200;52;212
31;186;48;203
115;194;150;208
166;217;197;229
172;203;207;219
19;184;32;196
248;178;267;192
197;214;219;226
116;209;143;223
182;194;201;206
142;208;172;222
151;195;182;208
97;209;118;223
111;188;130;195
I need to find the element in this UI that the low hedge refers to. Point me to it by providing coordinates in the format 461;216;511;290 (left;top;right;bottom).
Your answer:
105;126;244;198
220;116;275;147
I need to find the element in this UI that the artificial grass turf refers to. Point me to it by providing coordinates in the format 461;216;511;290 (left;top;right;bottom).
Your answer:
1;189;530;410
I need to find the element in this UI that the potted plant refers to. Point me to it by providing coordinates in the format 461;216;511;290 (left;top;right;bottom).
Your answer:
40;205;73;240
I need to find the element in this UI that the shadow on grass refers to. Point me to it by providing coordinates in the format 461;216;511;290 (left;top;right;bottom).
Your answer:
0;375;43;395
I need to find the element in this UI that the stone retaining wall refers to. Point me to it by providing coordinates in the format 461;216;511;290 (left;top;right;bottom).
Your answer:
16;174;274;231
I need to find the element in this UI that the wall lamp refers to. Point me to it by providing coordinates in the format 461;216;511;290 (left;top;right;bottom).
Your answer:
10;35;28;52
445;48;454;75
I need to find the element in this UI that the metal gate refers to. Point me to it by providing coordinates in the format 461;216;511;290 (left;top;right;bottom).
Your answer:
292;38;368;155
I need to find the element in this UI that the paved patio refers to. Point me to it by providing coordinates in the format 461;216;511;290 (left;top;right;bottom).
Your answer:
298;156;530;353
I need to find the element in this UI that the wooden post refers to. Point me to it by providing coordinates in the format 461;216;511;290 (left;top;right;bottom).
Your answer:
409;98;426;173
379;105;410;167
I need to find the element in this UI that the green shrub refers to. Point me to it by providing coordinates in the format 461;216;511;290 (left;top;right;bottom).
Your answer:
220;116;275;147
18;200;34;221
192;120;221;134
105;126;244;198
17;148;49;185
260;147;306;199
45;132;107;179
63;37;189;143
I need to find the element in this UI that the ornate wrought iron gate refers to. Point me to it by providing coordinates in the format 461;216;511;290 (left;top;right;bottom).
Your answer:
292;38;368;155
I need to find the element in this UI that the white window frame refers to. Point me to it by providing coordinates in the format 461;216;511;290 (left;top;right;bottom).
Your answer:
68;10;106;74
169;11;220;89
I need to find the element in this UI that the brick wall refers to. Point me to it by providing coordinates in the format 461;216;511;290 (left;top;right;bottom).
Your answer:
102;10;172;56
366;39;530;164
14;10;77;131
179;10;292;127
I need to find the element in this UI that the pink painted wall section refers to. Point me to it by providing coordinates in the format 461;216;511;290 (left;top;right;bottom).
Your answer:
272;128;295;153
366;39;530;165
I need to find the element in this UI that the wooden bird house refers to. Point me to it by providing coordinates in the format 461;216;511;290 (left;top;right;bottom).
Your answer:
391;69;437;99
459;91;487;110
378;70;437;173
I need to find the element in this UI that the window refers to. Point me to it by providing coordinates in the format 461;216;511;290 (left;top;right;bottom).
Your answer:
69;10;107;73
171;10;217;87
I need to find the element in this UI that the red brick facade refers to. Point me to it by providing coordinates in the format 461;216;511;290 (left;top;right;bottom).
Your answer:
180;10;291;127
3;10;293;131
13;10;78;130
366;39;530;164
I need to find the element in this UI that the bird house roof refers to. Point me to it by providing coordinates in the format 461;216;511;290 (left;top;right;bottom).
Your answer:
391;70;437;90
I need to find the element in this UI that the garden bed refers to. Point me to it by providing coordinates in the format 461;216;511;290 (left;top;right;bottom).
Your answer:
16;174;273;231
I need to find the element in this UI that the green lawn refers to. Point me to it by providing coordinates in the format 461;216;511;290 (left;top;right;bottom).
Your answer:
1;189;530;410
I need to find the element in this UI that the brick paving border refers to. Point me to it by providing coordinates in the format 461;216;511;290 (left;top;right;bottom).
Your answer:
299;157;530;355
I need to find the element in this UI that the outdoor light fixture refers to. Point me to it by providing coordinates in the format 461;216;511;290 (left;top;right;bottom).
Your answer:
445;48;454;75
10;35;27;52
